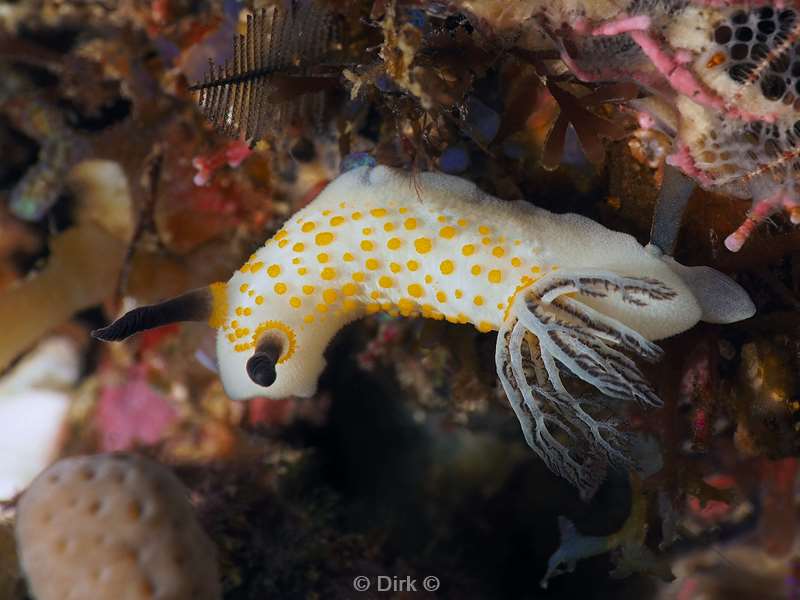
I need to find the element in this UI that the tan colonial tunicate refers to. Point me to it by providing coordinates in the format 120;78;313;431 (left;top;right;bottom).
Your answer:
15;454;221;600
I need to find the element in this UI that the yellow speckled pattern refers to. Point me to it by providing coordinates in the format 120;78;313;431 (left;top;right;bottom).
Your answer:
214;165;706;402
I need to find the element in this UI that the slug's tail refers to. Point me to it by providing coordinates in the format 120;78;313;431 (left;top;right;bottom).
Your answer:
495;270;676;499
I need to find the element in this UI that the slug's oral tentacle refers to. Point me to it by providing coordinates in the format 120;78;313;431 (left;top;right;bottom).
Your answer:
91;287;217;342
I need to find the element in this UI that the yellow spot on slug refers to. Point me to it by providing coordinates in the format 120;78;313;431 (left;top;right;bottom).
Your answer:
274;283;287;295
390;262;402;273
362;227;373;235
255;295;264;305
290;297;302;308
479;226;490;235
407;260;419;271
267;264;281;278
293;242;305;252
343;252;354;262
321;267;337;281
440;226;457;239
366;258;380;270
303;285;315;295
473;295;484;306
455;289;463;299
352;211;362;220
492;246;505;258
378;276;393;288
398;298;415;315
488;269;502;284
436;291;447;303
298;267;308;275
304;314;315;324
301;222;316;233
477;321;494;332
342;283;358;296
208;282;229;328
317;253;329;263
370;208;387;218
239;283;249;293
408;284;424;298
425;275;433;283
251;262;264;273
462;244;475;256
439;260;455;275
323;289;338;304
330;216;345;226
404;218;417;230
471;265;482;276
511;257;522;267
383;222;395;232
387;237;402;250
353;272;366;282
457;218;468;227
414;237;432;254
361;240;374;251
315;232;334;246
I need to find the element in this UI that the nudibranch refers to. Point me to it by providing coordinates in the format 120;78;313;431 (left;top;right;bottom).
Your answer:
94;166;755;495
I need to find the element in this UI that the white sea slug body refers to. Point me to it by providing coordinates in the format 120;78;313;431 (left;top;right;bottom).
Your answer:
94;165;754;495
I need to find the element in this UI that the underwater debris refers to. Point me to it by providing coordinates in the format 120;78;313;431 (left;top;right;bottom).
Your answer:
190;3;341;145
454;1;800;251
94;166;755;497
734;336;800;458
542;476;673;588
0;159;131;371
192;139;252;186
0;69;87;221
0;337;78;500
95;364;178;453
15;454;221;600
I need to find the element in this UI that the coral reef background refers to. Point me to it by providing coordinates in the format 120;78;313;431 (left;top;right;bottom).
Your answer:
0;1;799;598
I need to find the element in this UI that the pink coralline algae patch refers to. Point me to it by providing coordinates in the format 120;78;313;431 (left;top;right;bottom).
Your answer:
96;365;178;451
192;140;253;186
515;0;800;251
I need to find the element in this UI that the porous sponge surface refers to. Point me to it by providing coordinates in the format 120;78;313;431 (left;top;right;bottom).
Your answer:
15;454;220;600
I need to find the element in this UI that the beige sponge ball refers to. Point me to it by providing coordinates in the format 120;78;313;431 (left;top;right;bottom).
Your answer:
15;454;221;600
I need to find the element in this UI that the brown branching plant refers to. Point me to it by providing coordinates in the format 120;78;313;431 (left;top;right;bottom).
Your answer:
190;2;342;146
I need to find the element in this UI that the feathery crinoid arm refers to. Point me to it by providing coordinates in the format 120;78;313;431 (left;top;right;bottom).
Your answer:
190;3;339;145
